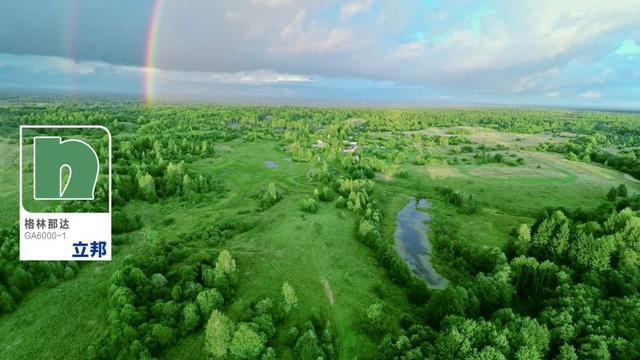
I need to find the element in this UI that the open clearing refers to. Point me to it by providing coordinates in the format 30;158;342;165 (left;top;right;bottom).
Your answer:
403;126;575;148
401;143;640;251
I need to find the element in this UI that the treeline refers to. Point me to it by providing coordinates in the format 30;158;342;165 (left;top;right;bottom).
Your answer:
0;225;79;313
363;108;640;136
333;177;416;288
91;241;237;358
378;201;640;359
303;136;429;302
540;134;640;179
5;102;640;143
472;152;524;167
90;237;335;359
0;103;233;318
178;216;255;246
205;281;336;360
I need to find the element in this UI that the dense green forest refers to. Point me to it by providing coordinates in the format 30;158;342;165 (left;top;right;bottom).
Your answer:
1;100;640;359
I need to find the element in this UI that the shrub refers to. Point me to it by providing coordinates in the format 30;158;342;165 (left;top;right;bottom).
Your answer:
112;211;142;234
300;198;319;213
318;186;334;202
260;183;282;209
394;169;410;179
437;186;479;214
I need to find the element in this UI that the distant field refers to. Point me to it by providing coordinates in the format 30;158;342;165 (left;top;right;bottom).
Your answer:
396;137;640;252
404;126;574;148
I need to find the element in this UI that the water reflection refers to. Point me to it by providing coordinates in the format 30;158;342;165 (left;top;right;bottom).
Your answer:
394;197;448;288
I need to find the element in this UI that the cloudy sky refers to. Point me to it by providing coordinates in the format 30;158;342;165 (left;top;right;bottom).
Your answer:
1;0;639;108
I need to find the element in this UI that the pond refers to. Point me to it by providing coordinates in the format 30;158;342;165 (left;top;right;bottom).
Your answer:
263;160;278;168
394;197;448;288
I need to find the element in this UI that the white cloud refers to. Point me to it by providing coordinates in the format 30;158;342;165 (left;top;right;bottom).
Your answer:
152;68;311;85
279;10;306;39
5;53;311;86
251;0;291;8
134;0;640;96
429;0;640;73
545;92;560;97
513;68;560;93
579;91;602;98
284;28;352;55
340;0;373;20
390;42;426;59
49;58;97;75
271;10;354;55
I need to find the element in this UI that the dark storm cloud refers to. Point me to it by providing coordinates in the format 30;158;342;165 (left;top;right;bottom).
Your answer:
0;0;151;66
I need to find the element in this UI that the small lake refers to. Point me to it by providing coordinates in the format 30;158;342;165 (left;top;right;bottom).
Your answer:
263;160;278;168
394;197;448;288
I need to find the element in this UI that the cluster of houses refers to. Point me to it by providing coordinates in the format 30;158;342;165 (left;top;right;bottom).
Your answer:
313;139;358;153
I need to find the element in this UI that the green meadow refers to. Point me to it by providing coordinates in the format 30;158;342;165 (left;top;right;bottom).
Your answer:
1;104;640;359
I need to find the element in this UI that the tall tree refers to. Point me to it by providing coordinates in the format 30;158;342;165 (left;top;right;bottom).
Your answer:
205;310;233;359
214;250;237;282
229;323;266;359
282;281;298;314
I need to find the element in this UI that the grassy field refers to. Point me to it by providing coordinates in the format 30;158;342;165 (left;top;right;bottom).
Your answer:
1;124;639;359
413;147;640;250
0;139;411;359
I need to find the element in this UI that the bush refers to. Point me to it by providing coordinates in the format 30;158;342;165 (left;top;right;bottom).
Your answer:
437;186;479;214
364;302;386;334
618;184;628;197
300;198;319;213
112;211;142;234
335;196;346;208
260;183;282;209
394;169;410;179
317;186;334;202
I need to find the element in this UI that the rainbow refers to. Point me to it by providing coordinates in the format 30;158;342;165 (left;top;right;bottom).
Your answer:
144;0;165;105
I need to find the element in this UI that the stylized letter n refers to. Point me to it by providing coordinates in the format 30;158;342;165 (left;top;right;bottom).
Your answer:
33;137;99;200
